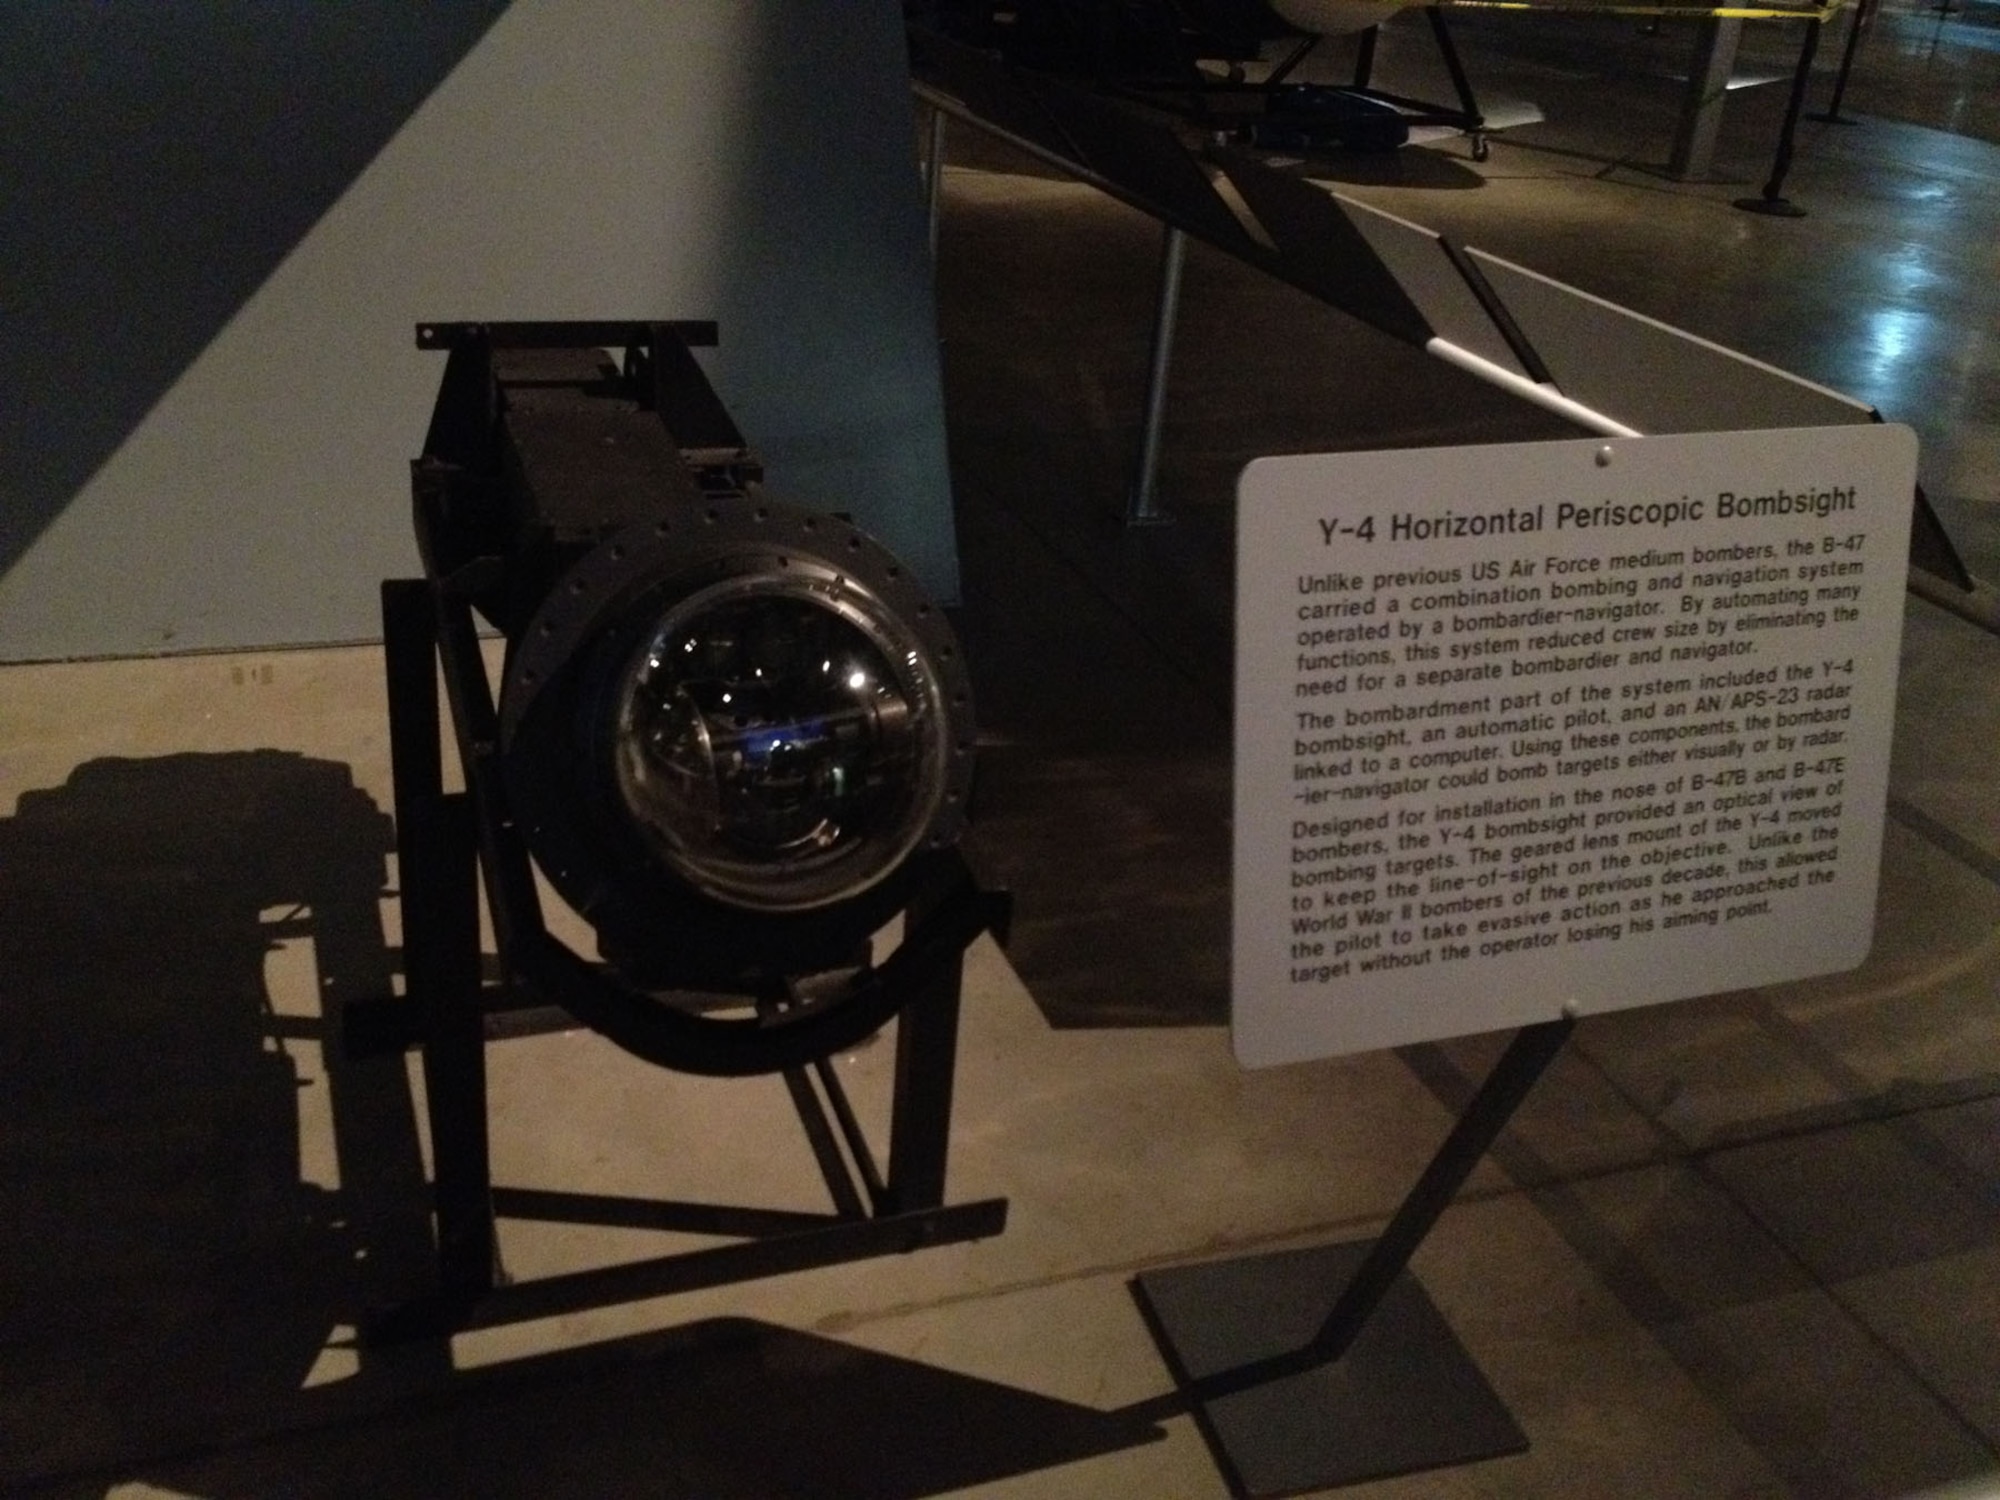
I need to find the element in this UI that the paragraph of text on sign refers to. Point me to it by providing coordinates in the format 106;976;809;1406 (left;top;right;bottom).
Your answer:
1232;426;1918;1066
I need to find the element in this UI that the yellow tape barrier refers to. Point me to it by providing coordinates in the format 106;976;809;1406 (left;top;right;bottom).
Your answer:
1438;0;1843;18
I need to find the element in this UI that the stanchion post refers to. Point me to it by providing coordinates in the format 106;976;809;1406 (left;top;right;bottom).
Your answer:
1127;223;1186;527
925;106;947;262
1808;0;1872;124
1737;15;1822;216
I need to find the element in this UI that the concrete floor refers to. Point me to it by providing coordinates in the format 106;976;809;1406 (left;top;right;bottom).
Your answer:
6;6;2000;1497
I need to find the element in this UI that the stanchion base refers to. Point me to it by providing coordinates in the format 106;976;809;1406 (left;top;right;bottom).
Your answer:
1735;194;1810;217
1133;1240;1525;1496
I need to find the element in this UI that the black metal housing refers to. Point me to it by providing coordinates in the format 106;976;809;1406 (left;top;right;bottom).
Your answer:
410;320;977;999
413;320;762;635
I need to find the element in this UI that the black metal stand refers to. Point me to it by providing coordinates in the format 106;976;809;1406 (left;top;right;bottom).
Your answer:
352;579;1008;1342
1737;16;1822;216
1134;1017;1575;1495
1807;0;1873;124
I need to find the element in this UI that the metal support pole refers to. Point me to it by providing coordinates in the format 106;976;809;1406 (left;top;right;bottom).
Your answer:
781;1064;870;1219
1127;223;1186;527
381;581;497;1313
1668;17;1743;181
1737;16;1821;216
1425;6;1484;130
1808;0;1872;124
419;792;494;1303
1309;1015;1574;1364
882;944;966;1214
1147;1014;1577;1408
925;106;947;262
1353;26;1379;90
1266;33;1319;87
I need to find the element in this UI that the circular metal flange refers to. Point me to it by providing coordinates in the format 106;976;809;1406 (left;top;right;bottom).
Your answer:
497;493;975;1059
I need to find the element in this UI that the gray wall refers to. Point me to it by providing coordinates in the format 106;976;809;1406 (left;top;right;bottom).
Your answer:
0;1;957;660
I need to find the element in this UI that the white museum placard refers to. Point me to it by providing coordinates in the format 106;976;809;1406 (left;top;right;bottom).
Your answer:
1233;425;1919;1067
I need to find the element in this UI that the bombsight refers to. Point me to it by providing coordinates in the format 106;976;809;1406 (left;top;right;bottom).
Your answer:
403;320;984;1077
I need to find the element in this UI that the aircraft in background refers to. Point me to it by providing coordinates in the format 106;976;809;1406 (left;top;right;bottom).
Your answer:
910;0;1510;156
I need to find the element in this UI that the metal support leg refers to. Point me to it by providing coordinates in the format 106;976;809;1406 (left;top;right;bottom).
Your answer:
925;106;947;262
882;945;966;1214
1425;7;1484;131
1353;26;1379;90
1737;16;1821;216
1266;33;1319;87
381;581;496;1319
1307;1016;1574;1365
1668;17;1743;181
419;791;495;1303
1127;223;1185;527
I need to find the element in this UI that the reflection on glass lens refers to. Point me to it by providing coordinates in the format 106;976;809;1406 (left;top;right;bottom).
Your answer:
611;579;944;911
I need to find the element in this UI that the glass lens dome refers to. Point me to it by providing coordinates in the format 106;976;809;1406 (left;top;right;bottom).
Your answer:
610;570;950;912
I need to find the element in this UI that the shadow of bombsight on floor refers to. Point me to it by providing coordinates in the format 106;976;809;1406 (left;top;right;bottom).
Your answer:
0;750;438;1483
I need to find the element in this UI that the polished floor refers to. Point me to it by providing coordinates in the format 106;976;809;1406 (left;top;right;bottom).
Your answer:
5;8;2000;1498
